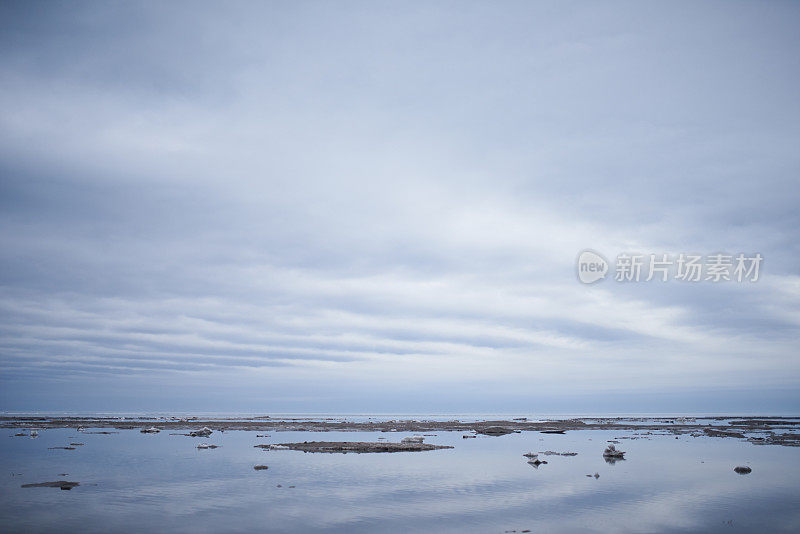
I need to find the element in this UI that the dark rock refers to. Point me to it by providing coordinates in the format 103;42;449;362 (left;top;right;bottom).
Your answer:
21;481;79;490
603;444;625;458
267;441;453;453
704;429;745;439
253;465;269;470
476;427;514;436
734;466;752;474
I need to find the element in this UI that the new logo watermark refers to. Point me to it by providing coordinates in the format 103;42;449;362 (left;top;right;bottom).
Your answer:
576;251;762;284
576;250;609;284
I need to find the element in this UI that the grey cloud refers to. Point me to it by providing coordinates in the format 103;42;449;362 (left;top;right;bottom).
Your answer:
1;0;799;413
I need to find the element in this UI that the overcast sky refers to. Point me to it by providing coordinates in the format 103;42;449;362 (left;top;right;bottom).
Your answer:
1;1;798;414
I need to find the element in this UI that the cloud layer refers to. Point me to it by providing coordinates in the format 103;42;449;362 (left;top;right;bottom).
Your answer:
1;1;799;412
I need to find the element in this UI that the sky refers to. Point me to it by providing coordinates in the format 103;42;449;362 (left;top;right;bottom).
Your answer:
0;1;798;414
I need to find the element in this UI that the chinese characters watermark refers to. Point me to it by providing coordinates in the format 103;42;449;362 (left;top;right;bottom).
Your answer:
576;250;762;284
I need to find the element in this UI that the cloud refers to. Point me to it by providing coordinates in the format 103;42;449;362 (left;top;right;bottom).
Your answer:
1;1;799;412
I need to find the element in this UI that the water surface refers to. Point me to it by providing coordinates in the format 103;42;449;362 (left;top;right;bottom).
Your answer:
2;426;798;533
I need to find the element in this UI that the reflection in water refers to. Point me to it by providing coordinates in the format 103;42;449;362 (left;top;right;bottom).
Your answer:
1;427;799;533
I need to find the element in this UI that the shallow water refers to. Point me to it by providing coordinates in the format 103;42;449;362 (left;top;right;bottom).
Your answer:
2;427;799;533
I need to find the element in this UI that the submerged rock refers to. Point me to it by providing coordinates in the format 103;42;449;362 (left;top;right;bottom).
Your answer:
253;465;269;470
734;466;752;474
21;481;79;490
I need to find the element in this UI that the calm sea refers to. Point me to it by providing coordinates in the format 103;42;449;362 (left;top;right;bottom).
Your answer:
2;420;799;532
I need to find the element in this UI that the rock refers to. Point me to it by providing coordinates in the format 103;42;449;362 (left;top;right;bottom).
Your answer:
190;427;213;437
197;443;219;449
401;436;424;444
48;447;76;450
462;434;476;439
539;451;578;456
477;426;514;436
540;430;566;434
253;465;269;470
603;444;625;458
523;452;538;459
527;459;548;467
264;441;453;453
140;427;160;434
21;481;79;490
69;443;85;446
734;466;752;474
704;429;745;439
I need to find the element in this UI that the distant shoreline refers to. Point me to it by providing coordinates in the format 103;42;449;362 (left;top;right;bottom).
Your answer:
3;415;799;447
